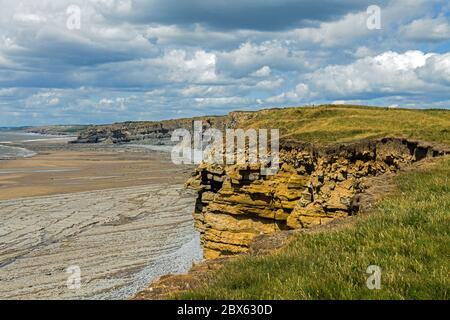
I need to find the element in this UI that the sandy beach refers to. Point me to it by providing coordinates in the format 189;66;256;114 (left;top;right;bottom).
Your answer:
0;149;193;200
0;141;201;299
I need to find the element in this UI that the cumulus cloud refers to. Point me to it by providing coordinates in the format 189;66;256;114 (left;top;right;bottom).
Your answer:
0;0;449;126
417;52;450;85
271;51;450;102
265;83;311;104
316;51;434;94
154;49;217;83
216;41;309;78
251;66;272;77
293;10;371;47
400;17;450;42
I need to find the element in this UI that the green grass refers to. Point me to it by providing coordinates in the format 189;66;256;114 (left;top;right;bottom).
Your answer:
238;105;450;145
179;158;450;300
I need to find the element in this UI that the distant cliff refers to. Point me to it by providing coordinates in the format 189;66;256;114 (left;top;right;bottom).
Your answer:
71;104;450;145
25;125;88;136
71;116;232;144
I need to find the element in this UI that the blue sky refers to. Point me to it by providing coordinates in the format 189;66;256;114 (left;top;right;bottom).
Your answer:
0;0;449;126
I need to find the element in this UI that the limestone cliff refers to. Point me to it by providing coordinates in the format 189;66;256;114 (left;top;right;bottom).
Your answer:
71;116;228;144
186;138;449;259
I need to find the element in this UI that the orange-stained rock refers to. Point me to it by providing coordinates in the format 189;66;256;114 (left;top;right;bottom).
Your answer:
187;138;437;258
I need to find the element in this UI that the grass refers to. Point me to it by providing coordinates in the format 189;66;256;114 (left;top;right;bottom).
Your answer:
237;105;450;145
178;158;450;300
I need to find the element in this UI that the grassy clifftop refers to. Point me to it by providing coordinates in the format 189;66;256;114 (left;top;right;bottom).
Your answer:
73;105;450;145
179;157;450;300
234;105;450;145
174;105;450;300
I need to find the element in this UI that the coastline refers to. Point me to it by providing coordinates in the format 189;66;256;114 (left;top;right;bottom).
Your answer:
0;145;36;160
0;132;76;160
0;140;201;299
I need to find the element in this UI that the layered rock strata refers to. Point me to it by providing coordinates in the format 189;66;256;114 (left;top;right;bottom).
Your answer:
71;117;228;144
0;184;200;299
186;138;448;259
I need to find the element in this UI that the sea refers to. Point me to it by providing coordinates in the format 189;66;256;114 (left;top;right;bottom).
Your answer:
0;131;202;299
0;132;71;159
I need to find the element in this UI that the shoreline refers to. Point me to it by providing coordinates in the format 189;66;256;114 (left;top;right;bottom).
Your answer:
0;145;37;160
0;140;193;200
0;141;201;299
0;132;76;160
0;183;202;299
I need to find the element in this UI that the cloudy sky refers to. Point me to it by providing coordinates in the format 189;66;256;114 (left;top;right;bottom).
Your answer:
0;0;449;126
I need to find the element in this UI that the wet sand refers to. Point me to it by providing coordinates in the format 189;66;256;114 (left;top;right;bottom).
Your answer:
0;144;202;299
0;150;193;200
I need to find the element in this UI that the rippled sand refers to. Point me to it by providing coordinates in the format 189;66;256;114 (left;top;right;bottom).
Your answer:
0;148;201;299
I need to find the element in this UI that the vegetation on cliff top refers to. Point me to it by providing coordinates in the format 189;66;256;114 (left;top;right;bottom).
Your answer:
74;104;450;146
179;157;450;300
236;105;450;145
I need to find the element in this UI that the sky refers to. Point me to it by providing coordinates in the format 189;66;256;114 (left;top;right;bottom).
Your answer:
0;0;449;126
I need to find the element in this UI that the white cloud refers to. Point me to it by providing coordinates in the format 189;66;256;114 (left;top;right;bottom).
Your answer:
264;50;450;107
155;49;217;83
25;90;63;108
254;78;284;90
194;96;251;107
354;46;376;58
293;11;370;47
331;100;347;105
288;0;439;48
305;51;440;97
265;83;310;104
48;97;60;105
400;17;450;42
216;41;309;78
13;13;47;23
0;88;17;96
180;85;228;98
93;0;133;15
0;0;449;126
417;52;450;85
251;66;272;77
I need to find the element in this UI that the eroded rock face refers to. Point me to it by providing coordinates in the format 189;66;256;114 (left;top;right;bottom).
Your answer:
71;117;228;144
187;138;448;259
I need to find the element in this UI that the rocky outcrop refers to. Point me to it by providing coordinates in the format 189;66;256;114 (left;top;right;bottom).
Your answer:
25;125;88;136
71;117;228;144
186;138;449;259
